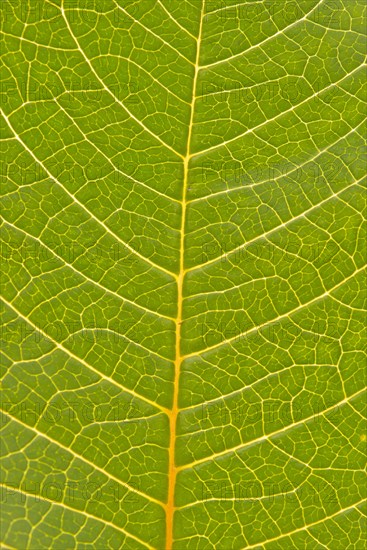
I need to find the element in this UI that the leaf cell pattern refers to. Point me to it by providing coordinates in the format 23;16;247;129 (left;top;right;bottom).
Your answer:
0;0;366;549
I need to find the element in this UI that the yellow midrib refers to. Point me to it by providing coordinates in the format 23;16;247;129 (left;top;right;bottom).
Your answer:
165;3;206;548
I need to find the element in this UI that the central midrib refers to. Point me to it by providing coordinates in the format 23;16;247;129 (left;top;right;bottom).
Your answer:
165;3;205;548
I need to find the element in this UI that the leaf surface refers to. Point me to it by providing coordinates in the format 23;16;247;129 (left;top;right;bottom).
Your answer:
0;1;366;548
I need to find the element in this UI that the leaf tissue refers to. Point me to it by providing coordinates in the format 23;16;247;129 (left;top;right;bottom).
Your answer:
0;0;366;548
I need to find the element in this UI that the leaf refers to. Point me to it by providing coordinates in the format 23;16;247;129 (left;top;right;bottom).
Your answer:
0;0;366;548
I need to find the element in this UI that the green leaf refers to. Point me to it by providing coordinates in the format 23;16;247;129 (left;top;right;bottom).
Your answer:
1;0;366;548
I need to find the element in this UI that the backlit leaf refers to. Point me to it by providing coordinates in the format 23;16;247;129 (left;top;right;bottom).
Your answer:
1;1;366;548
